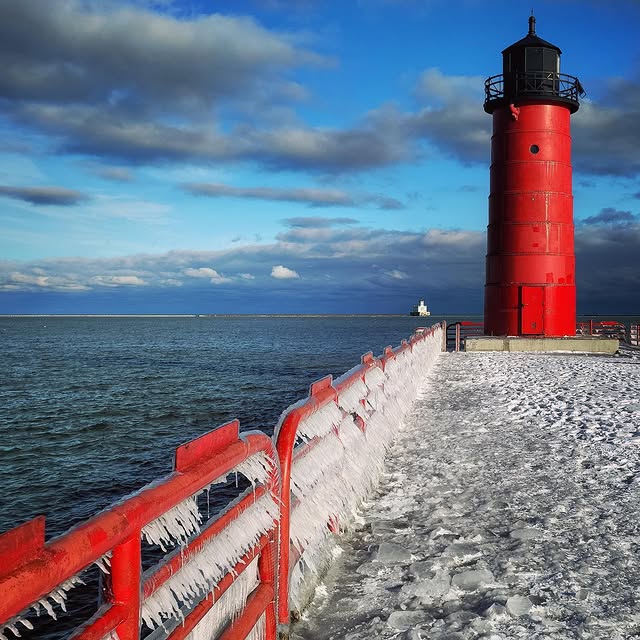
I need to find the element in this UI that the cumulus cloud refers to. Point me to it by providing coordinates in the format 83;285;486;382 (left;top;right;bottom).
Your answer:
0;185;88;206
184;267;231;285
271;265;300;279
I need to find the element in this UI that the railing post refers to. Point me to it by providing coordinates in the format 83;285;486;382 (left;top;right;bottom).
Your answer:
258;529;278;639
111;535;141;640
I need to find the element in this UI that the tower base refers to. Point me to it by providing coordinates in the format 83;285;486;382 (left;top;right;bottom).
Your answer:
465;336;619;354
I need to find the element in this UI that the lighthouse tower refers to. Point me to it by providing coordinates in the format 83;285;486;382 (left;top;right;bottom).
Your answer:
483;15;584;337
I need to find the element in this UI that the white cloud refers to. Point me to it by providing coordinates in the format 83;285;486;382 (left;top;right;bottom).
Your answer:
386;269;408;279
239;273;256;280
92;275;146;286
185;267;219;278
271;265;300;279
184;266;230;285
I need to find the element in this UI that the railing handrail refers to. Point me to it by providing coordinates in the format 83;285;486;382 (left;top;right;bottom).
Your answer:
484;71;583;108
446;321;484;352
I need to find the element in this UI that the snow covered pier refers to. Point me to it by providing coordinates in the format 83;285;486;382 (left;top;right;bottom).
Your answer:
292;348;640;640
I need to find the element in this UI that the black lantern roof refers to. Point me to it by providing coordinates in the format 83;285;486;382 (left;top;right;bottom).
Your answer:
484;15;584;114
502;15;561;55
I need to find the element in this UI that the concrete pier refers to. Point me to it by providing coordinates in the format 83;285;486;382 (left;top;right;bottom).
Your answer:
465;336;619;354
292;349;640;640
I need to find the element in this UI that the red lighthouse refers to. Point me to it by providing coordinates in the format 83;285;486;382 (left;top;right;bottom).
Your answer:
483;15;584;337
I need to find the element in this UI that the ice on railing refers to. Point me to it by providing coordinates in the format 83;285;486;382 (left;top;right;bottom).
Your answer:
246;613;266;640
142;493;278;629
94;551;112;575
142;450;273;551
364;365;386;390
0;616;33;640
288;326;444;613
142;496;202;551
235;450;275;488
336;378;367;414
290;434;345;503
0;574;86;640
296;402;342;442
184;557;259;640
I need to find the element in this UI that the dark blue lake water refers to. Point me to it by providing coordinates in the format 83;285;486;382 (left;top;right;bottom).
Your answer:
0;315;454;539
2;313;638;541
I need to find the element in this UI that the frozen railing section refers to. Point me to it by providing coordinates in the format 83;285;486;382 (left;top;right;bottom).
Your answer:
0;420;280;640
0;322;445;640
274;322;444;626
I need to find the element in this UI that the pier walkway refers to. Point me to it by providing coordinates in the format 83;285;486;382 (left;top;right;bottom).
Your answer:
292;349;640;640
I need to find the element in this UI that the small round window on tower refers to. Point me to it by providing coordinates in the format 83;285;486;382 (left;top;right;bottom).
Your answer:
530;144;540;154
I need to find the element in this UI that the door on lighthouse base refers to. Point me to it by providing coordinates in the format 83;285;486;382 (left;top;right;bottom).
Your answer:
520;286;544;335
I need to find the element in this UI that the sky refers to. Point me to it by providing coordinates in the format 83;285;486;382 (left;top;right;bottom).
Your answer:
0;0;639;315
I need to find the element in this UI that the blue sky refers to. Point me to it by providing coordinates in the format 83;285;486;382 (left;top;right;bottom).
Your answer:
0;0;639;314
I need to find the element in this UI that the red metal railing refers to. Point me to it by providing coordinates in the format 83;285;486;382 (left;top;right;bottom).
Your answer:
446;321;484;351
446;320;630;351
576;320;627;341
0;323;446;640
274;323;445;629
631;324;640;347
0;420;280;640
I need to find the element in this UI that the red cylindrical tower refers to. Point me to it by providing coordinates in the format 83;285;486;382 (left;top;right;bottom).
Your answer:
483;15;584;336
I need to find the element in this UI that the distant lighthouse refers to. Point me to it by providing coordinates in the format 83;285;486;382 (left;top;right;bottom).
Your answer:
483;15;584;337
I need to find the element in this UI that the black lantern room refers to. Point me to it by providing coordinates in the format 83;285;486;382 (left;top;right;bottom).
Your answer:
484;15;584;114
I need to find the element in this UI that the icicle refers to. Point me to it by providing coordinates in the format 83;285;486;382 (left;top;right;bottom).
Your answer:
364;366;386;390
291;433;344;501
297;402;342;441
246;613;266;640
182;557;260;640
38;598;56;620
94;554;111;574
142;496;202;550
235;451;274;487
4;623;20;639
337;379;367;414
